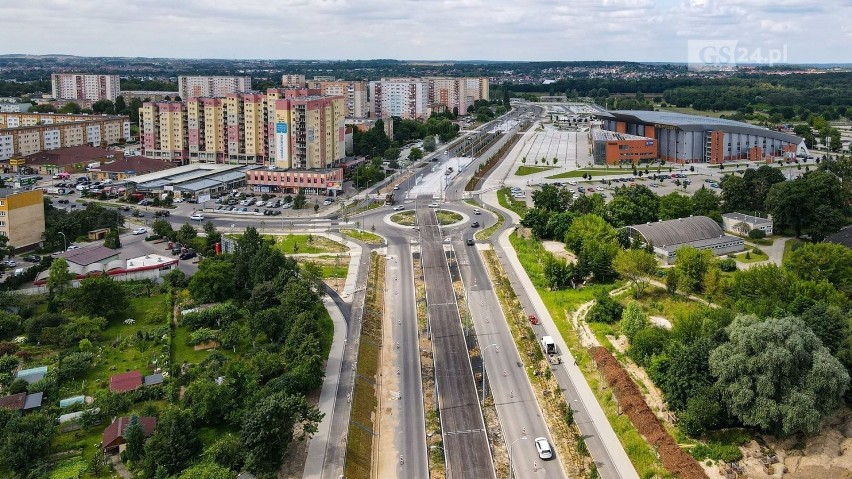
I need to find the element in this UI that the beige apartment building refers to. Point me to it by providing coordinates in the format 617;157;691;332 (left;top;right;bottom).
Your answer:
0;112;131;161
307;80;370;118
0;189;45;251
426;77;490;115
369;77;489;119
178;76;252;100
141;89;345;168
51;73;120;101
281;74;306;88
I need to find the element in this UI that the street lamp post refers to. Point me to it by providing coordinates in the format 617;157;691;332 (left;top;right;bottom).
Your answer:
481;343;498;403
58;231;67;252
508;436;527;479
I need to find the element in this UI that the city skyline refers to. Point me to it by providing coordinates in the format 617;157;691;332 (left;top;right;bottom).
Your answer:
2;0;851;63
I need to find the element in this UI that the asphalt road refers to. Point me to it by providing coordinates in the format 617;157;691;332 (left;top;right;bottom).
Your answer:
418;202;495;479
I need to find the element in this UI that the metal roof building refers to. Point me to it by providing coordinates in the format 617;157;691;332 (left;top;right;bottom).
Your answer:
596;110;807;164
625;216;744;264
126;163;258;195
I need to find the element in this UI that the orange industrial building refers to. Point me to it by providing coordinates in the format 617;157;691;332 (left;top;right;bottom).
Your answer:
596;110;806;164
591;129;657;165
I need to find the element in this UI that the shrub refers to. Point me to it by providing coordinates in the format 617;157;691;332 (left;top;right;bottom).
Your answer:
747;229;766;240
752;247;764;256
587;293;624;324
719;258;737;272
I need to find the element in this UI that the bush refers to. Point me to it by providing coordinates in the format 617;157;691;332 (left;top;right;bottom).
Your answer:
747;229;766;240
752;247;764;255
719;258;737;272
587;293;623;324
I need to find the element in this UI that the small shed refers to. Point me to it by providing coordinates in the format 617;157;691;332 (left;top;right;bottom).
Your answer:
102;416;157;454
143;374;164;387
16;366;47;384
87;228;111;241
109;371;143;393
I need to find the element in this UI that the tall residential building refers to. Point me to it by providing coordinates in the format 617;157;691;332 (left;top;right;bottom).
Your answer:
177;76;252;100
426;77;490;115
140;89;345;168
51;73;120;101
281;74;306;88
0;189;45;251
369;78;428;120
307;80;370;118
0;112;130;161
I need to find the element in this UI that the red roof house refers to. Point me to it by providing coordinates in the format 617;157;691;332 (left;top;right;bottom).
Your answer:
102;416;157;453
109;371;142;393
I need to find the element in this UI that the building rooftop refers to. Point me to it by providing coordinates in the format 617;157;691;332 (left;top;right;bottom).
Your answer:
102;416;157;449
722;212;773;225
59;246;121;267
109;371;143;393
592;128;654;142
0;393;26;410
23;392;43;410
143;373;164;386
24;146;122;167
96;156;173;175
825;226;852;249
627;216;726;248
126;255;178;270
16;366;48;384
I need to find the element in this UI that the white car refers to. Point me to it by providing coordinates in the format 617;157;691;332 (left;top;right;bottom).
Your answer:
190;213;204;221
174;197;184;203
393;205;404;211
596;186;604;191
473;209;481;215
567;180;578;186
67;245;80;250
393;185;400;190
132;227;147;235
428;203;439;208
535;437;553;460
255;201;265;207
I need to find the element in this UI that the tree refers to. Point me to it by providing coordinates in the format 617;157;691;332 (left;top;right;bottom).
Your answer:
293;189;307;209
46;257;73;297
543;255;574;290
422;135;437;152
587;291;623;324
176;223;198;246
604;185;659;227
674;246;718;294
628;326;670;368
127;97;143;124
152;218;175;239
709;315;850;435
621;302;649;341
114;95;127;114
679;389;724;437
408;147;423;161
59;102;82;114
657;192;694;220
143;408;200;476
660;337;716;412
719;174;750;212
123;415;146;462
691;186;721;218
0;412;54;475
785;242;852;295
241;392;323;473
531;184;573;212
91;99;115;114
564;214;616;254
178;462;234;479
202;221;222;257
104;227;121;249
613;249;657;298
0;235;11;262
66;275;128;319
189;259;236;303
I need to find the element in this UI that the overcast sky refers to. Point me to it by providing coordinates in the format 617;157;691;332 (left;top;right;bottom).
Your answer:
3;0;851;63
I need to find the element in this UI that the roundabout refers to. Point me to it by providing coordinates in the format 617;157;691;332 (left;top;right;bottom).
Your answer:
385;208;468;229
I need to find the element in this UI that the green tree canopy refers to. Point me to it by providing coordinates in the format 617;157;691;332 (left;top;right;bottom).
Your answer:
613;248;657;298
674;246;718;294
189;258;236;303
241;392;323;473
657;192;694;220
785;242;852;295
709;315;850;435
143;408;200;476
66;275;129;320
604;185;660;227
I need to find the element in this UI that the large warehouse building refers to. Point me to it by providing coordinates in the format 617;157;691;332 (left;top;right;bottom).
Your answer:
597;110;807;164
625;216;744;264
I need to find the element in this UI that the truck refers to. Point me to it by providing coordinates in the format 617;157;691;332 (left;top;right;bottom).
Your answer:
541;336;560;364
384;193;394;205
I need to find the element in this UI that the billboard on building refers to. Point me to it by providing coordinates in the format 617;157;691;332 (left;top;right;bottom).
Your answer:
276;122;289;164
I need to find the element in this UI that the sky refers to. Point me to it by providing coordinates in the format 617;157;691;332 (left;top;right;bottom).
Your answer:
3;0;851;63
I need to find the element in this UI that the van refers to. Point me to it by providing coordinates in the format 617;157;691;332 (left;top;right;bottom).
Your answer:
541;336;556;355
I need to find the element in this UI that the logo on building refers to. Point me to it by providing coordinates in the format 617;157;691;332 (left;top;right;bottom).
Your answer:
276;122;288;134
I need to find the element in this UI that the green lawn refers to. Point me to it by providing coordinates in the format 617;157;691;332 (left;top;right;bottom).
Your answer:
391;210;416;226
733;250;769;263
271;234;347;254
515;165;555;176
497;188;528;216
436;210;463;225
341;229;384;245
547;168;641;179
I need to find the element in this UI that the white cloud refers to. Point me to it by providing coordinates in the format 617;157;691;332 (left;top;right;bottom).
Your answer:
0;0;848;62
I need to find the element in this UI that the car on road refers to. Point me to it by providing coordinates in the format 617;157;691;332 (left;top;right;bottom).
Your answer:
466;237;474;246
179;249;197;260
393;185;400;190
189;213;205;221
132;227;147;235
473;209;481;215
567;180;577;186
710;183;719;188
595;186;604;191
528;314;539;325
471;221;479;228
1;260;16;268
67;245;80;250
22;255;41;263
393;205;404;211
428;203;439;208
535;437;553;460
650;183;659;188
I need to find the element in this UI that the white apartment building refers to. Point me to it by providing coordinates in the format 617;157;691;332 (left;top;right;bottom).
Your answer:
178;76;252;100
51;74;121;101
307;80;370;118
282;74;306;88
369;78;428;120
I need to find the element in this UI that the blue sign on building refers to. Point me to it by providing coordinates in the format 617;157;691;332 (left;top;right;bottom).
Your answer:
646;140;655;146
276;122;288;134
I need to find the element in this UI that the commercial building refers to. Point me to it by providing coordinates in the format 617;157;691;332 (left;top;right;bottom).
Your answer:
625;216;744;264
591;128;657;165
307;80;370;118
0;188;45;251
89;155;175;181
140;89;345;168
24;146;124;175
282;74;306;88
51;73;120;101
0;112;131;161
721;212;774;236
178;76;252;100
597;110;806;164
246;167;343;195
125;163;255;197
119;91;180;103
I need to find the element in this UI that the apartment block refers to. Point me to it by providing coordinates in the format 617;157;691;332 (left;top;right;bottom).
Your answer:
0;112;131;161
369;78;428;120
281;74;306;88
140;89;345;169
119;91;180;103
178;76;252;100
425;77;490;115
51;73;121;101
0;189;45;251
307;80;370;118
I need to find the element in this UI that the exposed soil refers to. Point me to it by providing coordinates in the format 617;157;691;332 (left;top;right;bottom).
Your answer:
541;240;577;263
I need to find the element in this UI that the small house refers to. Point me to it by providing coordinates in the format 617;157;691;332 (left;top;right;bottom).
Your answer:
721;212;773;236
109;371;143;393
0;392;43;412
102;416;157;454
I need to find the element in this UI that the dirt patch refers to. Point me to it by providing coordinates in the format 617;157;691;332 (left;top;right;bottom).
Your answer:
542;240;577;263
591;346;709;479
649;315;672;330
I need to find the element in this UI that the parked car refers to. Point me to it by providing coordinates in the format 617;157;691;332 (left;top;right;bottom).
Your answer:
22;255;41;263
473;209;481;215
179;250;197;260
132;227;147;235
535;437;553;460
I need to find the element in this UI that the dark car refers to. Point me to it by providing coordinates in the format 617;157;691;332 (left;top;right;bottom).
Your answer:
179;250;197;260
23;255;41;263
471;221;479;228
466;238;474;246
